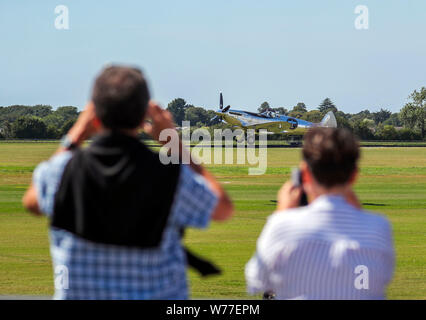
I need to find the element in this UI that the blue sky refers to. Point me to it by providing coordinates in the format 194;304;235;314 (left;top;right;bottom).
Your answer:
0;1;425;113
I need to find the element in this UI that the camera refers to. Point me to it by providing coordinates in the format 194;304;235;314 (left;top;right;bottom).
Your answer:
291;168;308;206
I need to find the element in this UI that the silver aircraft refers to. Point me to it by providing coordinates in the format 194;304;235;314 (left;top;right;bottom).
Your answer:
212;93;337;136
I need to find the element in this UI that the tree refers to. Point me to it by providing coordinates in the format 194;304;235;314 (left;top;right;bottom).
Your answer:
185;106;210;126
372;108;392;125
0;105;33;123
167;98;188;125
31;105;53;118
362;118;375;129
336;115;353;131
291;102;307;113
397;128;421;141
43;113;64;129
59;118;77;136
46;125;60;139
303;110;322;123
271;107;288;115
383;113;401;127
318;98;337;114
400;87;426;138
11;116;48;139
350;110;373;123
375;125;398;140
44;106;79;129
55;106;79;119
288;110;304;119
0;105;79;138
258;102;270;113
335;110;351;119
0;121;13;139
353;119;374;140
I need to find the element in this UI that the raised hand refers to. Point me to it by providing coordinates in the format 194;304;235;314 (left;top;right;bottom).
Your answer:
142;101;176;144
276;181;303;211
67;101;99;145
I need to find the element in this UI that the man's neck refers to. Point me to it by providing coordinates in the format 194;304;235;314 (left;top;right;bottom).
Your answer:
309;184;351;201
306;183;361;209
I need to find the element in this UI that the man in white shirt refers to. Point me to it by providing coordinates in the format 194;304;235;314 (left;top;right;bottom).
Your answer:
245;128;394;299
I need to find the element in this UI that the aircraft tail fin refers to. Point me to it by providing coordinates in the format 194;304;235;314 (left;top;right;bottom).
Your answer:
320;111;337;128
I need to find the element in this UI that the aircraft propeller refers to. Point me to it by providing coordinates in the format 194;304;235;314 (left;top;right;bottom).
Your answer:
219;92;231;113
210;92;230;122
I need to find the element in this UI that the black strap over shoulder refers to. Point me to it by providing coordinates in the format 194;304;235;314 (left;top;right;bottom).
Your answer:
52;131;221;276
52;132;180;247
180;229;221;277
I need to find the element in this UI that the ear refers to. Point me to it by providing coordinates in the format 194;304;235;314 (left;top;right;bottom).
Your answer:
300;161;312;185
348;167;358;185
93;116;102;130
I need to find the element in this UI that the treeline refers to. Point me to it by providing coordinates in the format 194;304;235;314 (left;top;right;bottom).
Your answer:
0;105;78;139
166;98;219;127
0;99;220;140
165;87;425;141
1;87;424;141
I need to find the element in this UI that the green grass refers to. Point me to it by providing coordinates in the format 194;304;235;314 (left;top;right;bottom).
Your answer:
0;143;425;299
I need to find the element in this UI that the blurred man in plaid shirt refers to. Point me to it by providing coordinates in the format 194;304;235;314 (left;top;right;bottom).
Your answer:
23;65;233;299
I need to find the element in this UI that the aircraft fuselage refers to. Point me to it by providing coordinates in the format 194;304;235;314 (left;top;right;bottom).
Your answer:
217;109;314;135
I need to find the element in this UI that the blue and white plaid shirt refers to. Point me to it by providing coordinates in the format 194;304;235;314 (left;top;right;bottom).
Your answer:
245;195;395;299
33;151;218;300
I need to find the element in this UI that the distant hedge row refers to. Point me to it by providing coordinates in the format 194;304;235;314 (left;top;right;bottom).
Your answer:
0;105;78;139
1;90;425;141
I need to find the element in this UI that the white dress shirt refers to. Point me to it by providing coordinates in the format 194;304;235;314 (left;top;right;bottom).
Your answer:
245;195;394;299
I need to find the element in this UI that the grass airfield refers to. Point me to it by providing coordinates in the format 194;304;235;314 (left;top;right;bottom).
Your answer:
0;141;425;299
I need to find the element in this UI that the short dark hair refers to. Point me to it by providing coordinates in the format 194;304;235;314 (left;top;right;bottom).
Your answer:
302;128;360;188
92;65;150;130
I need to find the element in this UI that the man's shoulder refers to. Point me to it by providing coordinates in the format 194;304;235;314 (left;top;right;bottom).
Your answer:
176;164;216;203
34;151;73;180
32;151;74;216
263;206;317;237
356;208;392;232
265;202;392;239
268;206;317;225
168;164;217;229
50;150;74;165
